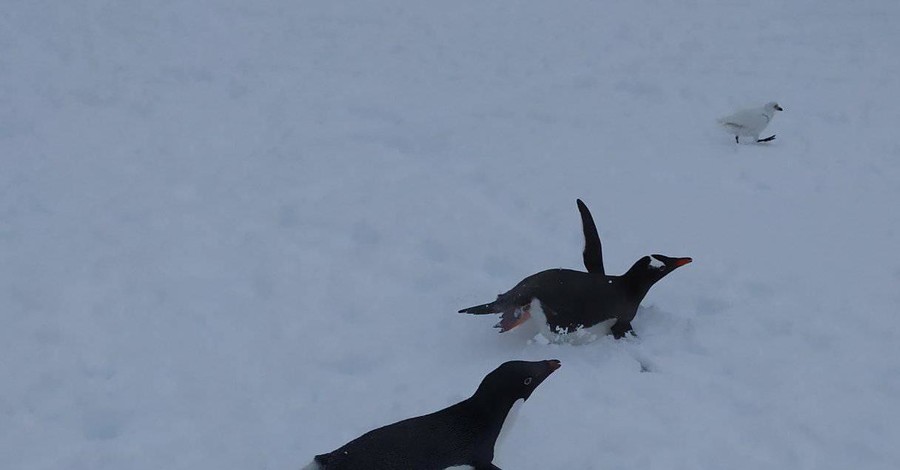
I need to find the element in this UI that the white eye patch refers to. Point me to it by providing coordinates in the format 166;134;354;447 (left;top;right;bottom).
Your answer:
649;256;665;269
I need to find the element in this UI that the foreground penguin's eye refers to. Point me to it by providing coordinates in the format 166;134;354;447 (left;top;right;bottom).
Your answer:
523;377;533;385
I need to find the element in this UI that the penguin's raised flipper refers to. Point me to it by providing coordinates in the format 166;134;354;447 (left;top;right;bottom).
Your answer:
576;199;604;275
610;320;634;339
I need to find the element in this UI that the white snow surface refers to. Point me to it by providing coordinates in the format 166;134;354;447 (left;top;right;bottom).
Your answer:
2;1;900;469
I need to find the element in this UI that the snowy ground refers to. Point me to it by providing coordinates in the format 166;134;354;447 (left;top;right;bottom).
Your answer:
3;1;900;469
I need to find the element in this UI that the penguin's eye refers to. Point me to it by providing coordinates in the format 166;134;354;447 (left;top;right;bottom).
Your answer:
523;377;533;385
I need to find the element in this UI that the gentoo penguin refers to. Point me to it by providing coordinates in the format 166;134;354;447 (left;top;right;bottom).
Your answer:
459;199;691;339
306;360;561;470
718;101;784;143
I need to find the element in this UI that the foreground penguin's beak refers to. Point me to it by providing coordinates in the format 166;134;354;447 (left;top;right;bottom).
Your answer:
775;105;784;111
546;359;562;372
525;360;561;401
673;257;693;268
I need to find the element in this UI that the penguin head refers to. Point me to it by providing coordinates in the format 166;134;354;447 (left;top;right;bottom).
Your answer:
476;360;561;402
765;101;784;112
627;254;692;287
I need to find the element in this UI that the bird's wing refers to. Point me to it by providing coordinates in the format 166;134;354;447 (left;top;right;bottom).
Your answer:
576;199;604;275
738;109;766;126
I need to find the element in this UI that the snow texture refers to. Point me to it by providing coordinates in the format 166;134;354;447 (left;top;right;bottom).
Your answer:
2;1;900;469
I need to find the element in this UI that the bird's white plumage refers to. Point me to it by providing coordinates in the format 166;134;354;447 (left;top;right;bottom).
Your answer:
718;101;782;141
496;398;525;457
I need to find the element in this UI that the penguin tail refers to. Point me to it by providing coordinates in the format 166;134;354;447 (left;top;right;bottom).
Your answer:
458;302;498;315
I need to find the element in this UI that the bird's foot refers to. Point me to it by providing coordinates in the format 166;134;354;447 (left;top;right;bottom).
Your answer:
494;304;532;332
611;321;634;339
757;135;776;143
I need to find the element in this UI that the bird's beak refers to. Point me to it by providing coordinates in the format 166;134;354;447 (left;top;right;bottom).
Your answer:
775;105;783;111
524;360;561;401
672;257;693;268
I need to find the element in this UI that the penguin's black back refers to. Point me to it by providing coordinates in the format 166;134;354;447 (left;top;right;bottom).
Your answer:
315;401;486;469
501;268;638;328
314;360;559;470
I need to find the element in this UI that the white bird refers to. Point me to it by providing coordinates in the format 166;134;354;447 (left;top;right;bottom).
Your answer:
718;101;783;143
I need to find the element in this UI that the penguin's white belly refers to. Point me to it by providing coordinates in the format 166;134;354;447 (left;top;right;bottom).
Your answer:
529;298;615;345
496;398;524;451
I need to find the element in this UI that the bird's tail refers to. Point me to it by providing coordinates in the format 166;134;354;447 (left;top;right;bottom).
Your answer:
458;302;498;315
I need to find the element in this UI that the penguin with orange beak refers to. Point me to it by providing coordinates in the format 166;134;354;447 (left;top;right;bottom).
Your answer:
460;199;692;339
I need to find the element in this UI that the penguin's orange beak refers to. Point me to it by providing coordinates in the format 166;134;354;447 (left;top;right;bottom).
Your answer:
673;257;693;268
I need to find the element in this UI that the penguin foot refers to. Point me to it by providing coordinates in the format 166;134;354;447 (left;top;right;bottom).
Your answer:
494;304;532;332
757;135;776;143
611;321;635;339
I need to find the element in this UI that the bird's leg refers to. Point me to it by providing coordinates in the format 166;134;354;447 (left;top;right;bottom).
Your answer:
611;320;634;339
757;135;776;143
735;135;739;144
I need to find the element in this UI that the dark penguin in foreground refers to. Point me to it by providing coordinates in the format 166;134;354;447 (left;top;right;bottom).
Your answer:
459;199;692;338
308;360;561;470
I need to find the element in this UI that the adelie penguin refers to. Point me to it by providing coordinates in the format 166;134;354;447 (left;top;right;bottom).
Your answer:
304;360;561;470
459;199;692;339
